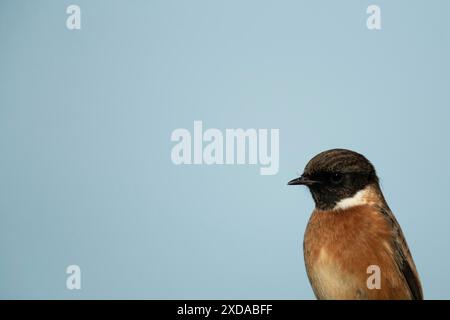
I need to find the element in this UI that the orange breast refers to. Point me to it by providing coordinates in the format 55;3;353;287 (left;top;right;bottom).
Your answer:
303;205;412;299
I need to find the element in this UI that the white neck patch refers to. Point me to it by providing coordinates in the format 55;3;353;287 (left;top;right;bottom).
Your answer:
333;186;373;211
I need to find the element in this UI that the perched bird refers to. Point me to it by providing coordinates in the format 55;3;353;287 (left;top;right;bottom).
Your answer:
288;149;423;300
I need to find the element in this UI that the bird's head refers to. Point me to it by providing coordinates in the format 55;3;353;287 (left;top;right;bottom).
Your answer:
288;149;380;211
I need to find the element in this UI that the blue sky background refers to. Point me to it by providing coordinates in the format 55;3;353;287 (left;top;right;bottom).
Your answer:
1;0;449;299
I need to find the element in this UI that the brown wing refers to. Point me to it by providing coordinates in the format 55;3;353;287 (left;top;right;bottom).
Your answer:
380;206;423;300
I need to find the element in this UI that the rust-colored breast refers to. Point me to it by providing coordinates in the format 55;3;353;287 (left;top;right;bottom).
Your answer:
303;205;413;300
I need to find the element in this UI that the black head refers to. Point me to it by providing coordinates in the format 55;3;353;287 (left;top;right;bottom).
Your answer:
288;149;379;210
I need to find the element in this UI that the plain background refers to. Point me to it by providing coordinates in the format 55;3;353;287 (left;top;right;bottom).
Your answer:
1;0;449;299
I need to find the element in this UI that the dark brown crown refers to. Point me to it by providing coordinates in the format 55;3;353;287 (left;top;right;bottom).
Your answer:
304;149;376;177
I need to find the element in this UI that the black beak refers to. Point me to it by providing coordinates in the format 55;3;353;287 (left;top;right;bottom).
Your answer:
287;175;319;186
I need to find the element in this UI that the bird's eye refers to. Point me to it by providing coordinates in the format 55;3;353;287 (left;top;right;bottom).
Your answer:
330;173;343;184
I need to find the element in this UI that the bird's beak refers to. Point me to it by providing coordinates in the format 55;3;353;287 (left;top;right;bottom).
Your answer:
287;175;319;186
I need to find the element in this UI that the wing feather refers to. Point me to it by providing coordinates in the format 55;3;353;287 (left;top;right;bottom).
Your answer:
379;206;423;300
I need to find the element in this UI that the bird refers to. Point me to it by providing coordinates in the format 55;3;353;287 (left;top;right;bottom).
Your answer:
288;148;423;300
